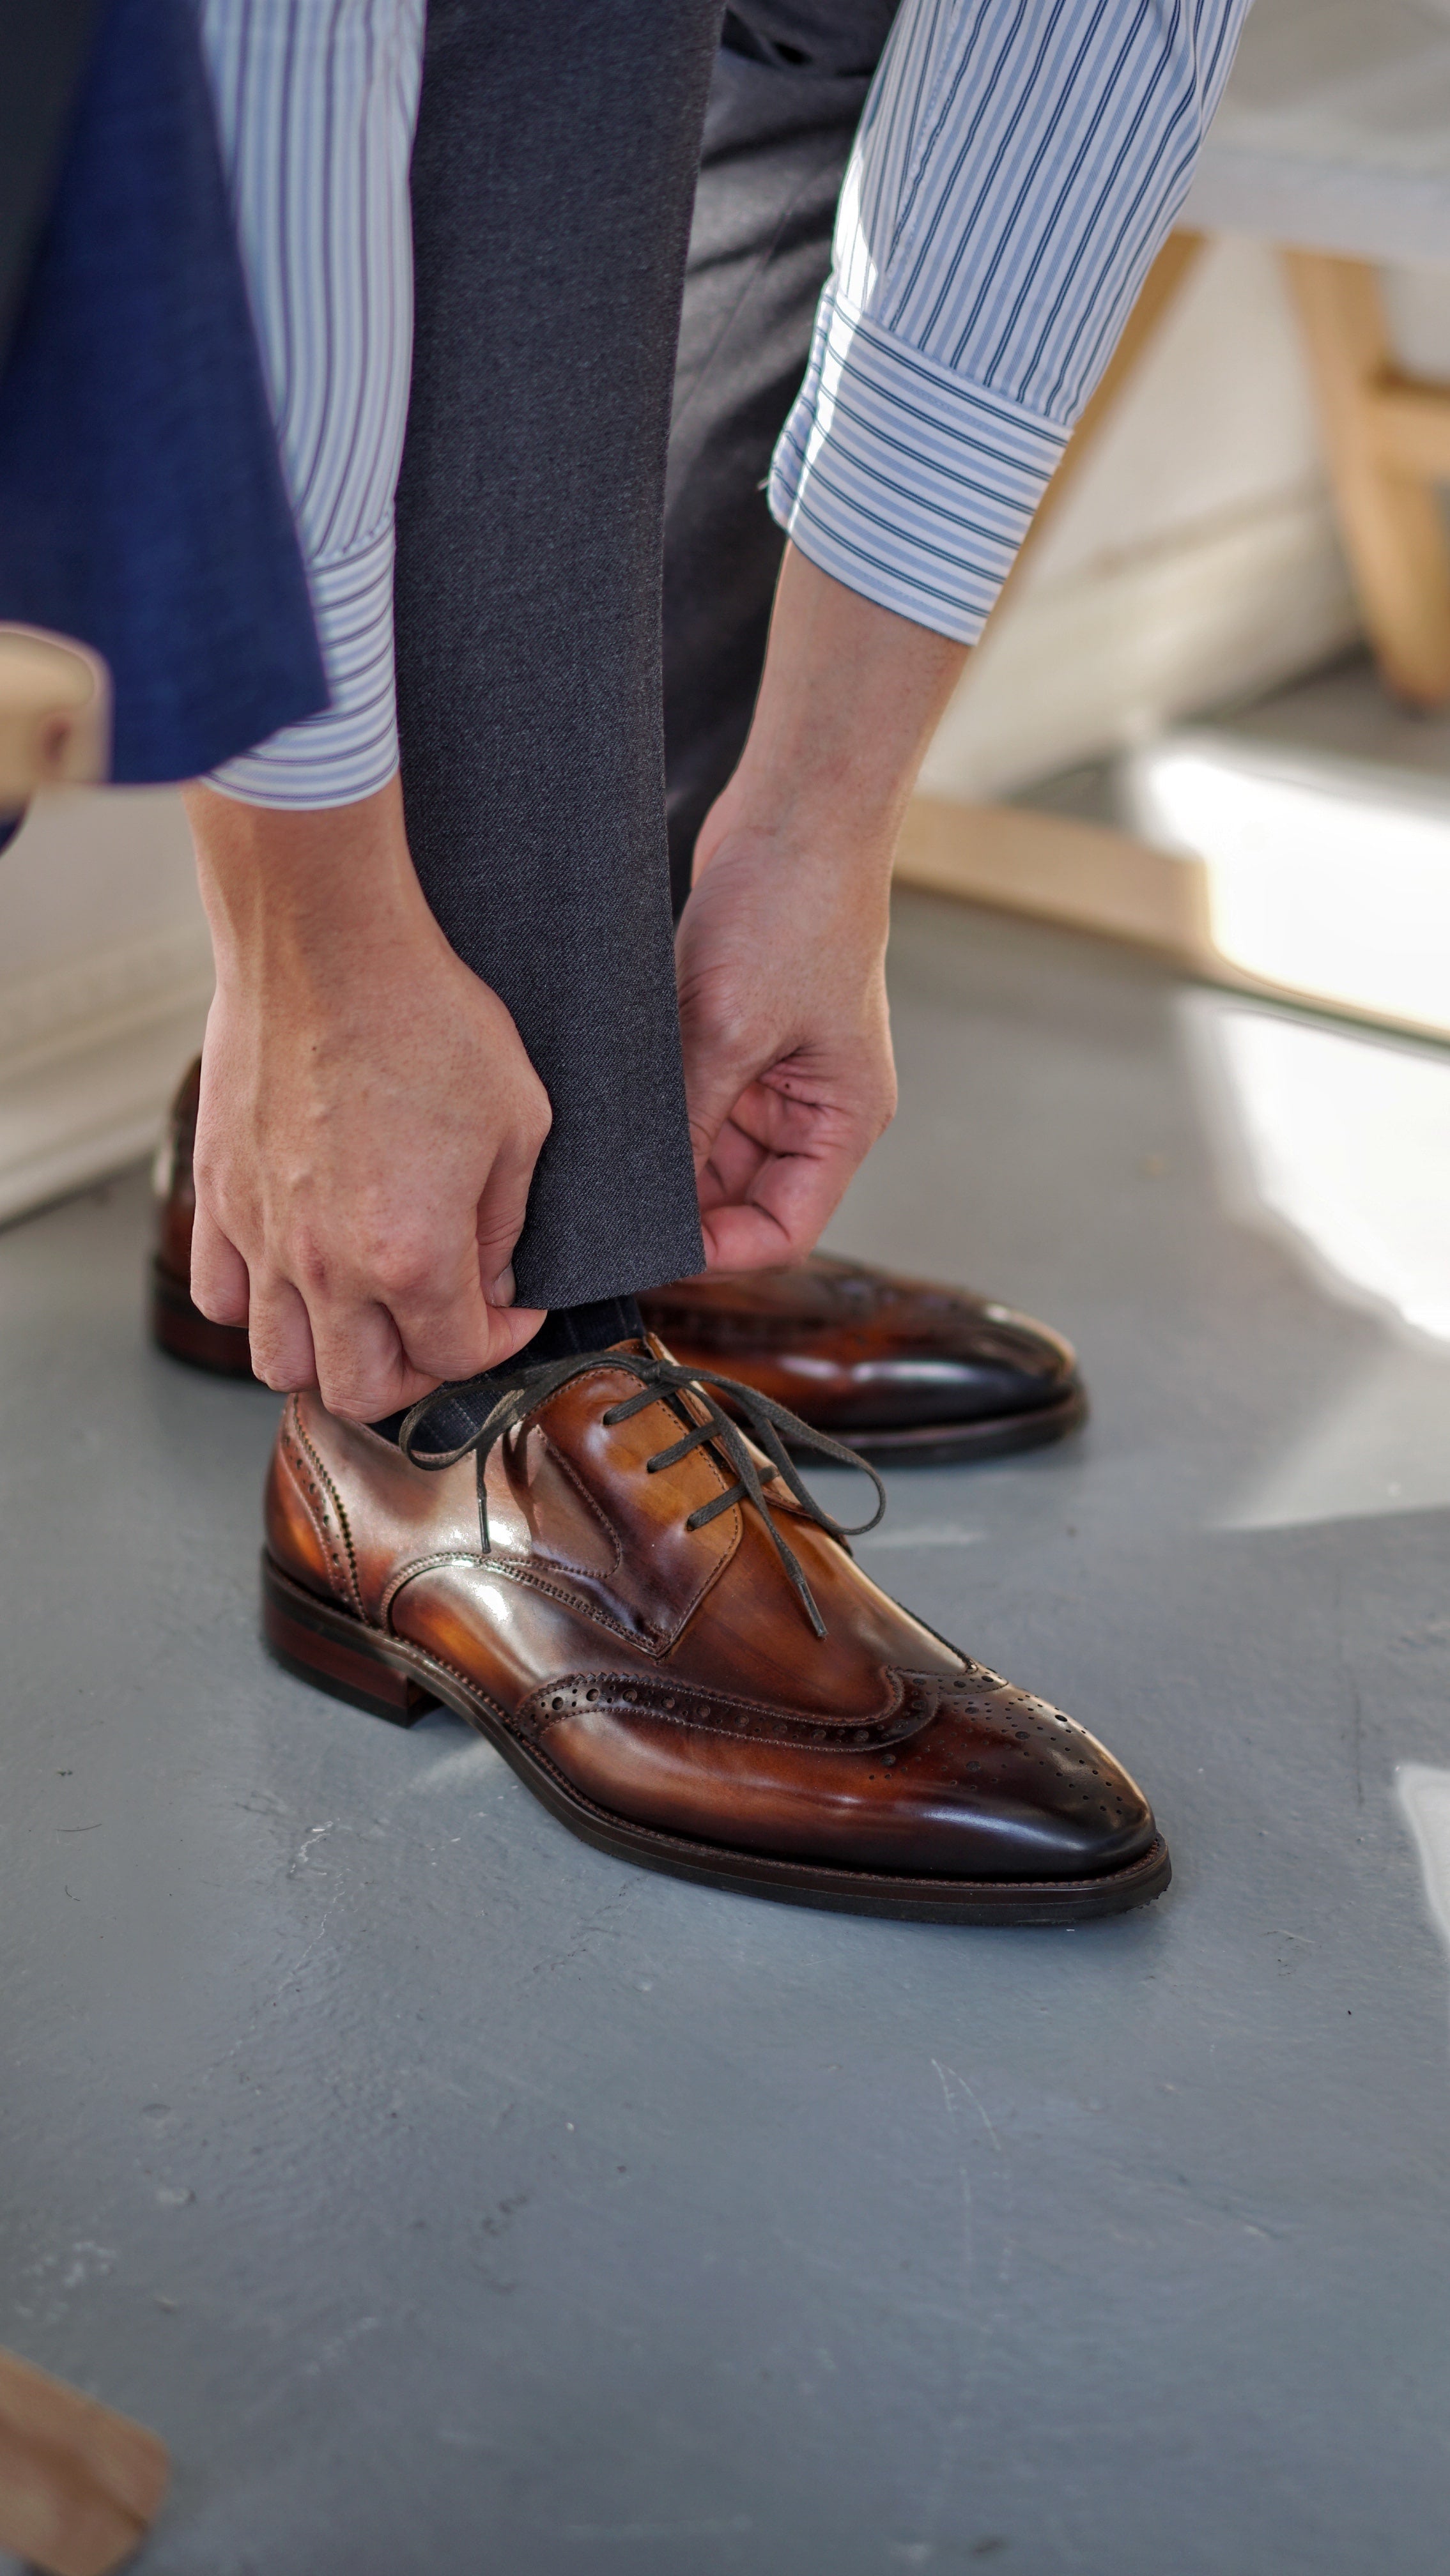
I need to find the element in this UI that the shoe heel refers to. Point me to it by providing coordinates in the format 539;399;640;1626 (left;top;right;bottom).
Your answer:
261;1552;438;1728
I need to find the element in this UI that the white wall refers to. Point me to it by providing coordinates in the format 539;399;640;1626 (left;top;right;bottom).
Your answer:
0;787;210;1222
920;235;1365;804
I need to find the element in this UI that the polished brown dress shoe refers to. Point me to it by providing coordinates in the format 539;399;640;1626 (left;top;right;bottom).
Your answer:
150;1057;1087;1459
639;1259;1084;1463
261;1344;1168;1924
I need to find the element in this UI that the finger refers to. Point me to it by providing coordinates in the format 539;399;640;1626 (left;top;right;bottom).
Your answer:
385;1254;510;1386
697;1079;824;1216
313;1292;544;1422
679;1006;769;1179
697;1109;772;1213
190;1199;251;1326
718;1144;855;1268
381;1184;540;1383
700;1200;796;1270
390;1275;546;1387
474;1121;541;1300
306;1295;429;1422
686;1076;756;1180
698;1094;865;1271
247;1273;320;1393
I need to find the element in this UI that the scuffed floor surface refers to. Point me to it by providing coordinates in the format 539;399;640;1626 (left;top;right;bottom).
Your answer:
3;893;1449;2575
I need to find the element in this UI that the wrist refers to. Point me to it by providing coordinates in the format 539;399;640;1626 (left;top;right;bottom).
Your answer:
711;542;969;860
187;776;437;1002
696;777;902;892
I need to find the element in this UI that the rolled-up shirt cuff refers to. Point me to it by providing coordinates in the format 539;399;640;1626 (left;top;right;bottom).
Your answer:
767;284;1069;645
206;519;399;808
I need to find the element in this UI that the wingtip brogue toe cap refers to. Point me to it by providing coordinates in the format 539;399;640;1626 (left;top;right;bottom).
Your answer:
518;1662;1158;1886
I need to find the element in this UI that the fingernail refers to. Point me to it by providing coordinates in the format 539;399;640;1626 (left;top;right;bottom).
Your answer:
490;1266;516;1308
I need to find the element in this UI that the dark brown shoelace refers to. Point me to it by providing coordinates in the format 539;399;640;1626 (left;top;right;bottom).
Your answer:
398;1346;886;1638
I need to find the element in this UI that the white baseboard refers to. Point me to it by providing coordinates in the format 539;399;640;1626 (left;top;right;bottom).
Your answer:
918;489;1361;804
0;920;212;1227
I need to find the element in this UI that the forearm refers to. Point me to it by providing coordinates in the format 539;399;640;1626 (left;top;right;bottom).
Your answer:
700;543;968;868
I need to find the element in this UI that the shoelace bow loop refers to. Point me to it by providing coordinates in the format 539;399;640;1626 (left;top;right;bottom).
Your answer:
397;1347;885;1637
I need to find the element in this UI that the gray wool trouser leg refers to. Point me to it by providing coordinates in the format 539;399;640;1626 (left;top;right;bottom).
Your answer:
395;0;721;1314
396;1;896;1313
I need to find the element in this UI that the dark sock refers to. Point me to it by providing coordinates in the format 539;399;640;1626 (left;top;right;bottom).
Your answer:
523;1294;645;1365
371;1293;645;1447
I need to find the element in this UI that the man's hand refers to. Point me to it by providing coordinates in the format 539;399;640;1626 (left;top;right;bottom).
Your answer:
675;818;896;1270
676;544;968;1269
185;776;550;1420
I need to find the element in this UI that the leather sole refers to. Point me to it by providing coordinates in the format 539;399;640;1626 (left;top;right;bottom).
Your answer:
796;1381;1088;1468
153;1262;1090;1465
261;1551;1171;1926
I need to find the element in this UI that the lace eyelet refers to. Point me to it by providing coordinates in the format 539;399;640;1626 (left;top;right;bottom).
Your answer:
405;1345;882;1638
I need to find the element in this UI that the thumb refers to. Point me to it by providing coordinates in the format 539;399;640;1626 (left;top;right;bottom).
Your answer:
680;1016;764;1179
475;1124;541;1315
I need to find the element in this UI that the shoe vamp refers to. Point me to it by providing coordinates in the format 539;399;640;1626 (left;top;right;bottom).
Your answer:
531;1671;1157;1882
388;1503;961;1724
665;1503;962;1712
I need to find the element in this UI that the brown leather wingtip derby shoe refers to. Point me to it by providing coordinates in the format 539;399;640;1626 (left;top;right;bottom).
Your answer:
261;1342;1168;1926
640;1257;1086;1465
150;1056;1088;1461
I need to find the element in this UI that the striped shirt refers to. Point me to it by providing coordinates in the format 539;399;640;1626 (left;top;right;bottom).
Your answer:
769;0;1253;641
199;0;424;808
198;0;1251;809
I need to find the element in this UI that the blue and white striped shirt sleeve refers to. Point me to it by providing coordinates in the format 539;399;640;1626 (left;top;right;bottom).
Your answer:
196;0;425;809
769;0;1254;643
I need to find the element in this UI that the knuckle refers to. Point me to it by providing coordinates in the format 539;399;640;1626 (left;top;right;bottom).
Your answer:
189;1141;224;1200
256;1357;307;1394
680;974;761;1062
289;1236;333;1298
247;1328;307;1392
367;1242;437;1303
697;1001;760;1062
318;1372;379;1423
193;1282;247;1327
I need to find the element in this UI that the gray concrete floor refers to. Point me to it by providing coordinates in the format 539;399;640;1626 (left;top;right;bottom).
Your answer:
4;893;1449;2575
